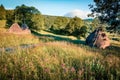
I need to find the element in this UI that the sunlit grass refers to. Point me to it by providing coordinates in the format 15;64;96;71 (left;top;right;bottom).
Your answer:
0;32;39;48
0;29;120;80
0;20;6;28
0;28;7;32
38;30;77;40
0;41;120;80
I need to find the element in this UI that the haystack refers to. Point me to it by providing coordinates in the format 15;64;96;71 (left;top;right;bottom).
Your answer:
8;23;23;33
21;23;29;30
86;27;110;49
8;23;31;34
21;23;31;34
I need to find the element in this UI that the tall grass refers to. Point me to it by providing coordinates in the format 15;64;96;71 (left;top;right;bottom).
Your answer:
0;33;39;48
0;41;120;80
0;30;120;80
0;20;6;28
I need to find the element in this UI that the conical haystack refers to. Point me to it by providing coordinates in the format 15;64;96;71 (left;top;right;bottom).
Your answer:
8;23;31;34
21;23;31;34
21;23;29;30
8;23;23;33
86;27;110;49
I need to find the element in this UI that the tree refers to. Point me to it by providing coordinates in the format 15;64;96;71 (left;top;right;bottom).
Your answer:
6;10;15;27
50;16;69;33
15;4;41;24
13;4;45;31
0;4;6;20
91;17;101;31
89;0;120;31
44;15;56;30
65;17;84;35
31;14;44;31
79;26;88;38
15;4;40;19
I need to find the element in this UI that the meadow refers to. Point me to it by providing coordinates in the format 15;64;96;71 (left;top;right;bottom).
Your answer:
0;29;120;80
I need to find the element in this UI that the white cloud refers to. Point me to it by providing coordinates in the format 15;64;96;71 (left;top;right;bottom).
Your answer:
64;9;91;19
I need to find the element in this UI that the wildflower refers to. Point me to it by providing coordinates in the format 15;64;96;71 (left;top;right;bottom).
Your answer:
78;69;84;76
61;63;65;69
71;67;75;72
44;67;50;73
61;63;69;73
21;66;26;71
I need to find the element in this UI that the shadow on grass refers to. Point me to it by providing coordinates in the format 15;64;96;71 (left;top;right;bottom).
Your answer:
31;30;85;45
87;44;120;57
105;45;120;57
32;30;120;57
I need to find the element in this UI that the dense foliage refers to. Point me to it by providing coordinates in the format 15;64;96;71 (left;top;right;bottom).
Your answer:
91;17;101;31
50;16;69;34
89;0;120;32
44;15;57;29
1;4;43;31
15;4;40;19
14;4;44;30
65;17;88;38
49;16;88;38
31;14;44;30
6;10;14;27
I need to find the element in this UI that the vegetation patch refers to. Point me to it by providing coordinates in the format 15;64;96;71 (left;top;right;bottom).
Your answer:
0;32;39;48
0;20;6;28
0;41;120;80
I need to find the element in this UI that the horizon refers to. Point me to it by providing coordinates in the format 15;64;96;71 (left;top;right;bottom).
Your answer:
0;0;94;19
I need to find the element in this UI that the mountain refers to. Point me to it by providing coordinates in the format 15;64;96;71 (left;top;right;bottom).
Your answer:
84;18;93;22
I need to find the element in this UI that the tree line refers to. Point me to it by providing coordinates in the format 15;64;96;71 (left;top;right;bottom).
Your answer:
0;4;94;38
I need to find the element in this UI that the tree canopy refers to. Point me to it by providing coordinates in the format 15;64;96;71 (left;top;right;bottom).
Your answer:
50;16;69;33
89;0;120;31
6;10;14;27
15;4;41;23
31;14;44;30
65;17;84;35
13;4;44;31
91;17;101;31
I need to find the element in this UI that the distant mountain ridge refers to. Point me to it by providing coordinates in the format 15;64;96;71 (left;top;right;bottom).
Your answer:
84;18;93;22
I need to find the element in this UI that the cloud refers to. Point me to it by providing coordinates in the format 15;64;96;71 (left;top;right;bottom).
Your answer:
64;9;91;19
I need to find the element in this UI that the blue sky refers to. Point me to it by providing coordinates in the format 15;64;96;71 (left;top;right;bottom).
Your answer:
0;0;94;19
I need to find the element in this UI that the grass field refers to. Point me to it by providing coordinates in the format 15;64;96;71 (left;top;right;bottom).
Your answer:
0;29;120;80
0;20;6;28
0;32;39;48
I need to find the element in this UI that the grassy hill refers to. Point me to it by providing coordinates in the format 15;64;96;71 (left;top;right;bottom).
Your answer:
0;20;6;28
0;30;120;80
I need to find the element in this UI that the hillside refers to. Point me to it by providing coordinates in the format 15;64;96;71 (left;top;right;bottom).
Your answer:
0;30;120;80
0;3;120;80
